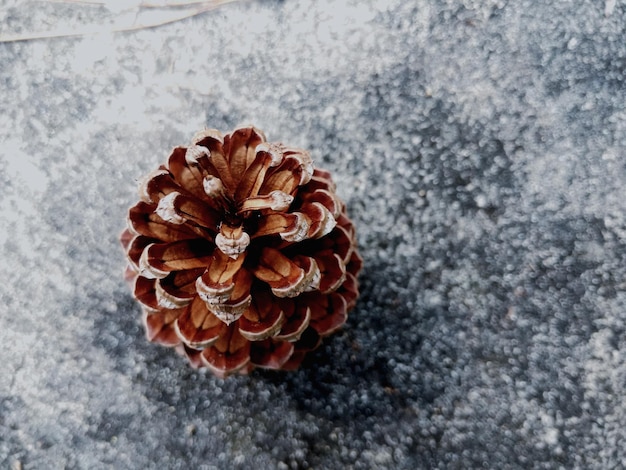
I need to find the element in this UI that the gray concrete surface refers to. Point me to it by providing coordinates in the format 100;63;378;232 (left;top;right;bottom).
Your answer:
1;0;626;468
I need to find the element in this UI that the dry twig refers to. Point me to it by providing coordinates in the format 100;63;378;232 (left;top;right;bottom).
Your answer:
0;0;241;43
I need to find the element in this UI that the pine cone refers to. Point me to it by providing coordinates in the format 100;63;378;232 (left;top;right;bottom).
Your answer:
120;126;362;377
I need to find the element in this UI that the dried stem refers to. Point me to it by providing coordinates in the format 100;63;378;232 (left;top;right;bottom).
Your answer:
0;0;242;43
40;0;219;7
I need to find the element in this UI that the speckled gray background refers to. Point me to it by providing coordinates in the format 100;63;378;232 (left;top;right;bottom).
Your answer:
1;0;625;468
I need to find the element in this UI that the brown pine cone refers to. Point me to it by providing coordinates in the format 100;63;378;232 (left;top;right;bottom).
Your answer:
120;126;362;377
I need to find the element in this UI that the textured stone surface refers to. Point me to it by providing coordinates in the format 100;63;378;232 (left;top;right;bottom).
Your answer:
1;0;625;468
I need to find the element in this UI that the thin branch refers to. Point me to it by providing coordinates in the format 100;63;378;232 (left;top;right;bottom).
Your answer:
39;0;219;7
38;0;105;4
0;0;241;44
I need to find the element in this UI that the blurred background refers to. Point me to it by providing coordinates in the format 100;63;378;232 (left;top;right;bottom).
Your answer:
1;1;625;468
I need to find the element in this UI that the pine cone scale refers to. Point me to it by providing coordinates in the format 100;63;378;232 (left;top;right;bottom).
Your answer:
144;309;181;346
173;298;222;349
201;326;251;377
309;292;348;336
252;247;313;298
223;127;265;184
254;213;298;238
273;302;310;342
250;340;294;369
239;308;285;341
233;151;275;201
133;276;161;311
316;252;347;294
259;159;303;196
168;147;210;201
138;169;178;204
128;202;198;242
